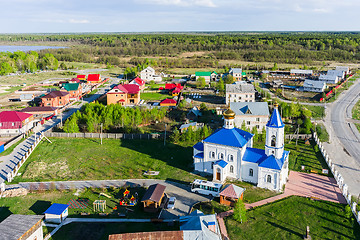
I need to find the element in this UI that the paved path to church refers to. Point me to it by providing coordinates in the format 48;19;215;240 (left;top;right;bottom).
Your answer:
216;171;346;239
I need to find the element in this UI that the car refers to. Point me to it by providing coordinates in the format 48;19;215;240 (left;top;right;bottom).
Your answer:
167;197;176;209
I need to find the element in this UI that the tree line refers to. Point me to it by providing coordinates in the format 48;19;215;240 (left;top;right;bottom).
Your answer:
2;32;360;69
63;102;168;133
0;51;59;75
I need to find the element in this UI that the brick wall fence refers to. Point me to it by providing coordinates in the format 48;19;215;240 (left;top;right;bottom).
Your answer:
313;132;360;225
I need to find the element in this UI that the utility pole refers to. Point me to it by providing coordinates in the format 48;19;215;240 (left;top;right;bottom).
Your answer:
100;123;103;145
164;123;167;146
60;112;63;127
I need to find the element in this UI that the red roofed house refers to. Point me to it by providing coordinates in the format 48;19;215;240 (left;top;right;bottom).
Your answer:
107;84;140;106
0;111;34;135
70;78;81;83
163;83;183;96
172;87;182;96
129;77;146;91
77;75;86;80
219;184;245;207
160;98;177;107
87;74;102;84
41;91;70;107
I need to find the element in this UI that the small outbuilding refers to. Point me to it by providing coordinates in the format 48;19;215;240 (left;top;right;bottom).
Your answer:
160;98;177;107
219;184;245;207
141;184;166;212
0;214;44;240
44;203;69;223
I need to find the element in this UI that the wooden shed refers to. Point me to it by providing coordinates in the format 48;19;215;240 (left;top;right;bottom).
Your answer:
141;184;166;212
219;184;245;207
44;203;69;223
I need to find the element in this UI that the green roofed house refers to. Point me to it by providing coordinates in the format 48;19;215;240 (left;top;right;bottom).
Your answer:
62;83;82;101
195;71;217;82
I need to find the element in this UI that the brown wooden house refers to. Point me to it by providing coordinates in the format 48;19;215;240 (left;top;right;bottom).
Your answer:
141;184;166;212
219;184;245;207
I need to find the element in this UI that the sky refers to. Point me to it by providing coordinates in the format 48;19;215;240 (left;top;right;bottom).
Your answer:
1;0;360;33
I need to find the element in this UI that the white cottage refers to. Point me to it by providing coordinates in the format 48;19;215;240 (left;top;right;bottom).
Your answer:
193;103;289;192
140;66;162;82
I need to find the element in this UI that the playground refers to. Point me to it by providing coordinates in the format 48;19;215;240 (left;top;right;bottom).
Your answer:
0;186;158;221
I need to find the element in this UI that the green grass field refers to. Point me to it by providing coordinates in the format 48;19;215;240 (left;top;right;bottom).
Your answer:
141;92;171;101
303;105;325;119
12;138;197;183
226;196;360;240
254;139;330;176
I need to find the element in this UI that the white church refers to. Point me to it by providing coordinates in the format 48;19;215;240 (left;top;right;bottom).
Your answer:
193;103;290;192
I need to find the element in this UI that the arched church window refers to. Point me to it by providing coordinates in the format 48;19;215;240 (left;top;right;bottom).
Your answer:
249;168;253;177
230;165;234;173
229;155;234;162
219;153;224;159
210;152;215;158
217;168;221;173
271;135;276;147
267;175;272;183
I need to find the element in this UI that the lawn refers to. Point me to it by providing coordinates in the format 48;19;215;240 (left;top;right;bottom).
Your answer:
225;196;360;240
12;138;198;183
352;98;360;120
141;92;171;101
303;105;325;119
253;139;330;176
50;222;179;240
0;187;158;222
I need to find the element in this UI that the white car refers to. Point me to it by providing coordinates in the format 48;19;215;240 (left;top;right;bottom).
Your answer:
167;197;176;209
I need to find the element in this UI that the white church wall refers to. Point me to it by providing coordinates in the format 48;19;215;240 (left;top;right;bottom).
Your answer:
258;167;281;191
241;162;259;184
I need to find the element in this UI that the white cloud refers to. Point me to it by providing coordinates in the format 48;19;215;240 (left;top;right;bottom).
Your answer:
139;0;217;7
69;19;90;24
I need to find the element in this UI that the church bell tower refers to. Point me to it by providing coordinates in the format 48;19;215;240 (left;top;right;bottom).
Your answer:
265;103;285;159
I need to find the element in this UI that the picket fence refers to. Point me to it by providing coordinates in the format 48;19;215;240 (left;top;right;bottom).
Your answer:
313;132;360;225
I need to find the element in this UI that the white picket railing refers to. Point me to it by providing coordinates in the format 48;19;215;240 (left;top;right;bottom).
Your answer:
313;132;359;225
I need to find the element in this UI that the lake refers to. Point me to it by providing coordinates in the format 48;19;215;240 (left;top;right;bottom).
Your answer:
0;45;66;53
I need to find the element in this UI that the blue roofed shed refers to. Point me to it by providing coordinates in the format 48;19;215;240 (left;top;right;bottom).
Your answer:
44;203;69;223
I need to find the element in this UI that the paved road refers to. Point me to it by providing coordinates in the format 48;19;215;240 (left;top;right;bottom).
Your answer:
323;78;360;196
7;179;210;219
0;78;120;184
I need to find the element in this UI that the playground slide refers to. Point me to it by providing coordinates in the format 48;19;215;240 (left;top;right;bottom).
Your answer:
99;193;112;198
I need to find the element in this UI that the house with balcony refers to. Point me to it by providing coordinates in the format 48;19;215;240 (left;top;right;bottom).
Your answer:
107;84;140;106
41;91;70;107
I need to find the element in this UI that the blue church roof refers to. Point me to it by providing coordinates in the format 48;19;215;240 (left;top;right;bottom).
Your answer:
266;107;284;128
194;152;204;159
214;160;228;168
203;128;253;148
242;148;289;170
193;142;204;151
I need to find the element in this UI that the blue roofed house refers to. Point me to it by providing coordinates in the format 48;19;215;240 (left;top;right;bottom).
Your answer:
44;203;69;223
193;103;289;192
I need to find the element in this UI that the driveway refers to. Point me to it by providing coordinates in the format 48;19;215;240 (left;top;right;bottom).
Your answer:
7;179;210;219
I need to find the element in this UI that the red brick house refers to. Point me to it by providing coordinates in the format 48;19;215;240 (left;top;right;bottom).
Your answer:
41;91;70;107
87;74;102;84
0;111;34;135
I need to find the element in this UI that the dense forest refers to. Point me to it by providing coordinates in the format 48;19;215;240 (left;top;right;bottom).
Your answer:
0;51;59;75
1;32;360;68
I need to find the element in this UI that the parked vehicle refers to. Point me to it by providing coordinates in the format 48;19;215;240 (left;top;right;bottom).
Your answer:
191;179;222;197
167;197;176;209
